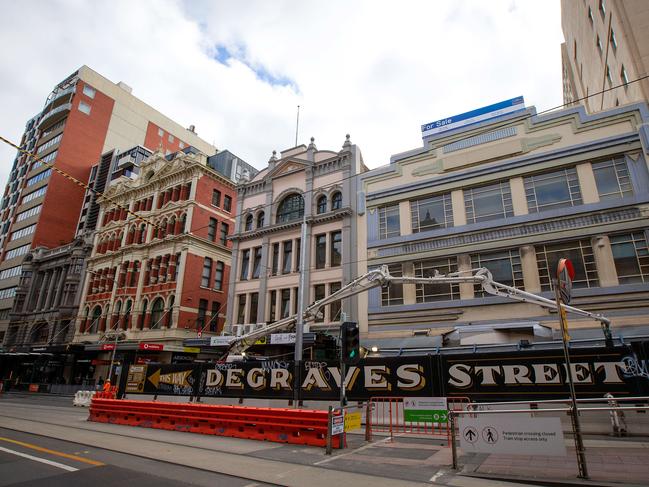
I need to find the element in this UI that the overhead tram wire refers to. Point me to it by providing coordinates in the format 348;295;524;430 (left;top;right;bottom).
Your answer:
0;135;161;230
186;73;649;236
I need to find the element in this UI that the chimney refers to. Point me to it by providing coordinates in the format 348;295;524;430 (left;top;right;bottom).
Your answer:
188;125;196;133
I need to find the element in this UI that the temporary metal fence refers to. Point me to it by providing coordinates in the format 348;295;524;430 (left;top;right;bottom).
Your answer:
449;402;649;480
365;396;470;445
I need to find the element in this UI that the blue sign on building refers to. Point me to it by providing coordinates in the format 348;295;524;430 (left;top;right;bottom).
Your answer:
421;96;525;138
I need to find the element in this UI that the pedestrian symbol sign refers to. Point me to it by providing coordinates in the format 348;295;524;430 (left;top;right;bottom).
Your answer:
483;427;498;444
403;397;448;423
463;426;478;443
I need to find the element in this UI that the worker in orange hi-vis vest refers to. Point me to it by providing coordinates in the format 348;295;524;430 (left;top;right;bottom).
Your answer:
102;379;111;393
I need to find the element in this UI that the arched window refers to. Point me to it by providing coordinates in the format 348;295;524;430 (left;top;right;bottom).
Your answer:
166;295;175;328
245;214;253;232
158;219;167;239
90;305;102;334
317;195;327;214
139;299;148;330
331;191;342;210
150;297;165;328
139;224;146;244
124;300;132;329
115;300;122;316
180;214;187;233
276;194;304;223
256;211;265;229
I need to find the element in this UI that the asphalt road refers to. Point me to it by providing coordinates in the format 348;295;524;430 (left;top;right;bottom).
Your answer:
0;427;272;486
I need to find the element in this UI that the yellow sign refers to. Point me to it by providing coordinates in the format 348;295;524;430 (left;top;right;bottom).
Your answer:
147;369;192;388
344;412;362;432
560;306;570;342
254;337;267;345
183;347;200;353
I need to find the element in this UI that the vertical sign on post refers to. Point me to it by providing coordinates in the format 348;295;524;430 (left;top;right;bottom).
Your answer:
555;258;588;479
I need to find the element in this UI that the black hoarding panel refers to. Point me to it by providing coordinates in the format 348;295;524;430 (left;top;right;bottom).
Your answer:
125;364;199;396
198;360;294;400
441;346;644;402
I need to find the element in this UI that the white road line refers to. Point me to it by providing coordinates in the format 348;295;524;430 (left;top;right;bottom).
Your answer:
0;446;79;472
313;436;393;465
429;469;446;483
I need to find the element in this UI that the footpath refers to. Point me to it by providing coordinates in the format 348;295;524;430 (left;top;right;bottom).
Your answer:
1;393;648;486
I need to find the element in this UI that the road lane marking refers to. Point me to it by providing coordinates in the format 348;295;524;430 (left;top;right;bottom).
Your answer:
313;436;393;465
0;437;104;466
0;446;78;472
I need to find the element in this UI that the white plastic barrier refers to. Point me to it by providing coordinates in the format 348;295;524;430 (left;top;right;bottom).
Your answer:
73;390;96;407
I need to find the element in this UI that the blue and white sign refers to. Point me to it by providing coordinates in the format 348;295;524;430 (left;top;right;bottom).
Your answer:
421;96;525;138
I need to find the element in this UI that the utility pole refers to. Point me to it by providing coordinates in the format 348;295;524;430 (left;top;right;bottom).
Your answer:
293;214;308;405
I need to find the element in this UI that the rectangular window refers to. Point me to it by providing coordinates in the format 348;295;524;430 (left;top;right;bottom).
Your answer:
22;186;47;204
472;250;524;297
240;249;250;280
0;266;22;280
414;258;460;302
271;243;280;276
38;150;57;166
252;247;262;279
214;261;224;290
0;287;17;299
36;134;62;154
606;65;612;84
610;233;649;284
223;195;232;212
536;240;598;291
10;224;36;241
314;284;326;322
281;289;291;319
212;189;221;207
296;238;301;271
464;181;513;224
249;292;259;324
610;28;617;50
330;231;342;267
315;234;326;269
236;294;246;324
379;204;400;239
592;158;633;200
197;299;208;329
4;244;30;261
201;257;212;287
329;282;342;321
26;169;51;187
208;218;217;241
269;290;277;322
292;287;299;315
410;193;453;232
82;84;96;98
78;101;91;115
621;65;629;86
596;35;603;54
15;204;42;222
282;241;292;274
220;223;229;245
381;264;404;306
158;128;164;137
168;134;174;143
210;301;221;332
524;167;582;213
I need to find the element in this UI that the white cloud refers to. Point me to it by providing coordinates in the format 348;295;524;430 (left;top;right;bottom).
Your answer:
0;0;565;191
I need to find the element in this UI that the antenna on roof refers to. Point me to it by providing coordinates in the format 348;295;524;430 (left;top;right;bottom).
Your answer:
295;105;300;147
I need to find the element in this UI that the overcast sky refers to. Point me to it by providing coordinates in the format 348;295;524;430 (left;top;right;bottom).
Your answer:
0;0;564;185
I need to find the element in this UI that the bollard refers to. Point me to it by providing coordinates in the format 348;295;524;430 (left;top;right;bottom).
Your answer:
326;405;333;455
365;401;372;442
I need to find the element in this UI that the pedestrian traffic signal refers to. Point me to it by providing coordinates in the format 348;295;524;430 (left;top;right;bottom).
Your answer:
341;321;360;365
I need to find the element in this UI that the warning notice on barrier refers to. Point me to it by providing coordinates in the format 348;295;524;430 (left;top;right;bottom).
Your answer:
332;414;345;435
403;397;448;423
125;365;147;393
459;415;566;456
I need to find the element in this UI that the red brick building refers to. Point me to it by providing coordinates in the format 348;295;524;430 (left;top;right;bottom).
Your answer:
73;149;235;368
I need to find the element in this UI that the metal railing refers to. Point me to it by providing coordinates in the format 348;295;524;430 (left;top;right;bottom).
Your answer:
449;402;649;479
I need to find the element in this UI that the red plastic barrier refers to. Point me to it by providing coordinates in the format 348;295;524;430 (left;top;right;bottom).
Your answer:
88;398;340;448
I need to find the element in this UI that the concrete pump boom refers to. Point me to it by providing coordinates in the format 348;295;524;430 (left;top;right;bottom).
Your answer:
222;265;612;357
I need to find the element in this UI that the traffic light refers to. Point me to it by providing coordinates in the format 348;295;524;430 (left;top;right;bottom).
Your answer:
341;321;360;365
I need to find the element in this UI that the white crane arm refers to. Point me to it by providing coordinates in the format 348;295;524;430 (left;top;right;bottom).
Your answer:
222;265;612;357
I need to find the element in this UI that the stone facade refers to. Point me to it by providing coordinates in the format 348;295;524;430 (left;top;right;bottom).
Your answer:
362;102;649;351
226;136;367;335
